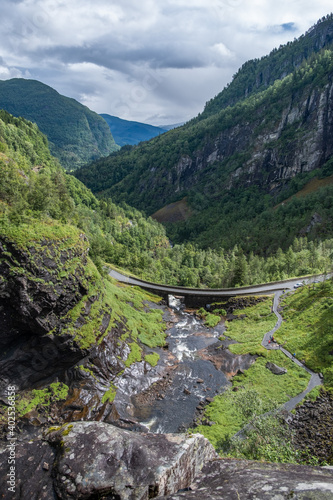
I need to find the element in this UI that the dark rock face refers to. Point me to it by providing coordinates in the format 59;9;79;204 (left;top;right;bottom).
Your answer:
158;458;333;499
0;235;90;392
172;81;333;197
0;233;131;424
290;391;333;465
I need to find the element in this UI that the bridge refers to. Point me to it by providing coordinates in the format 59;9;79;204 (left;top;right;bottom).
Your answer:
108;269;323;307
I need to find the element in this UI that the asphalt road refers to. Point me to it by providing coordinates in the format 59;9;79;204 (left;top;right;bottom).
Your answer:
109;269;331;298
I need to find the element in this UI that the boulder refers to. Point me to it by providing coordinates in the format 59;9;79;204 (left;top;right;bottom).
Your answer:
266;361;287;375
46;421;218;499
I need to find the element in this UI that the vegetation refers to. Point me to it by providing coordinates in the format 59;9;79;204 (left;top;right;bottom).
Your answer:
8;382;69;419
0;79;119;170
275;280;333;390
195;296;311;448
215;390;300;464
75;18;333;266
144;352;160;367
0;109;166;362
1;106;331;292
195;282;332;463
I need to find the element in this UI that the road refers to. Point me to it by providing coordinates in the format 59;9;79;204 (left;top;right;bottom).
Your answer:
109;269;330;299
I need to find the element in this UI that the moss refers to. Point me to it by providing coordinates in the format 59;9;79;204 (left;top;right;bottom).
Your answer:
15;382;69;416
125;342;142;368
144;352;160;367
102;383;117;404
61;424;73;437
46;426;62;434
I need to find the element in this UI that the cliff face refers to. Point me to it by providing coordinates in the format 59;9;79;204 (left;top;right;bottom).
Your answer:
75;19;333;237
167;80;333;197
0;224;144;424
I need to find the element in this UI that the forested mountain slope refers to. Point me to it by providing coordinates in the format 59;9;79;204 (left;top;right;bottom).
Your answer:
75;16;333;253
0;78;119;170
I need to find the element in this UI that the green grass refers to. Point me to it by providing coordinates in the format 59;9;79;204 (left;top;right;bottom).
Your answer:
195;295;311;448
225;296;276;355
275;281;333;389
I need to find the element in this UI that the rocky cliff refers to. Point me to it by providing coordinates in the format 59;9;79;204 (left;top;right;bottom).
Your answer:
166;78;333;198
75;18;333;251
0;221;165;426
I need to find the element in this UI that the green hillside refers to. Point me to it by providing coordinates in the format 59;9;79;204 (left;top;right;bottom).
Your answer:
200;14;333;118
0;78;119;170
75;17;333;257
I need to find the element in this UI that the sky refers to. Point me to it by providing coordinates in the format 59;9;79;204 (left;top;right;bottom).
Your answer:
0;1;332;126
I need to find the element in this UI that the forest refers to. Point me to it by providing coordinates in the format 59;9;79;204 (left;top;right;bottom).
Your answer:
1;109;332;291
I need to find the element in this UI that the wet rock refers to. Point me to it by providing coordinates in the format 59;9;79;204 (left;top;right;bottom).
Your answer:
266;361;288;375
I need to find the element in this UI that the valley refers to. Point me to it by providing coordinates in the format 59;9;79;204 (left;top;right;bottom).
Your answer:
0;14;333;500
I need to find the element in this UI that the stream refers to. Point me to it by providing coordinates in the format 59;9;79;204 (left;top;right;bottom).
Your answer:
113;296;256;433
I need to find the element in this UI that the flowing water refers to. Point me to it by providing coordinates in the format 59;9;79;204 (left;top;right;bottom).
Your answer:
114;296;255;433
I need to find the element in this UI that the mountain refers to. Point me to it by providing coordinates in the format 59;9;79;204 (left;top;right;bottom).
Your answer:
0;78;119;170
100;113;167;146
75;15;333;253
1;111;333;497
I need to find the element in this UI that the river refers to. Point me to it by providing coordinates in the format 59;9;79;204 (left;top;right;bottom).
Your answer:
113;296;256;433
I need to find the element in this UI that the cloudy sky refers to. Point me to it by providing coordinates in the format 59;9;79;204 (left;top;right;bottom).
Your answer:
0;0;332;126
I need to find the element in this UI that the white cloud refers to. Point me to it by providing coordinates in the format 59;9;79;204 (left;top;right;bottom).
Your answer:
0;0;332;124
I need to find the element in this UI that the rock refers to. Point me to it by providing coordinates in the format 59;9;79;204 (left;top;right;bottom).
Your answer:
266;361;287;375
196;379;204;384
46;421;218;499
157;458;333;499
184;388;191;395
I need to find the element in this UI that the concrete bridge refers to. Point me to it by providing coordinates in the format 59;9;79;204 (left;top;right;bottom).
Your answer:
108;269;325;307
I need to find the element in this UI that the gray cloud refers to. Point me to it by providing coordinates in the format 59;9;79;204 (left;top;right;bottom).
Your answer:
0;0;332;125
